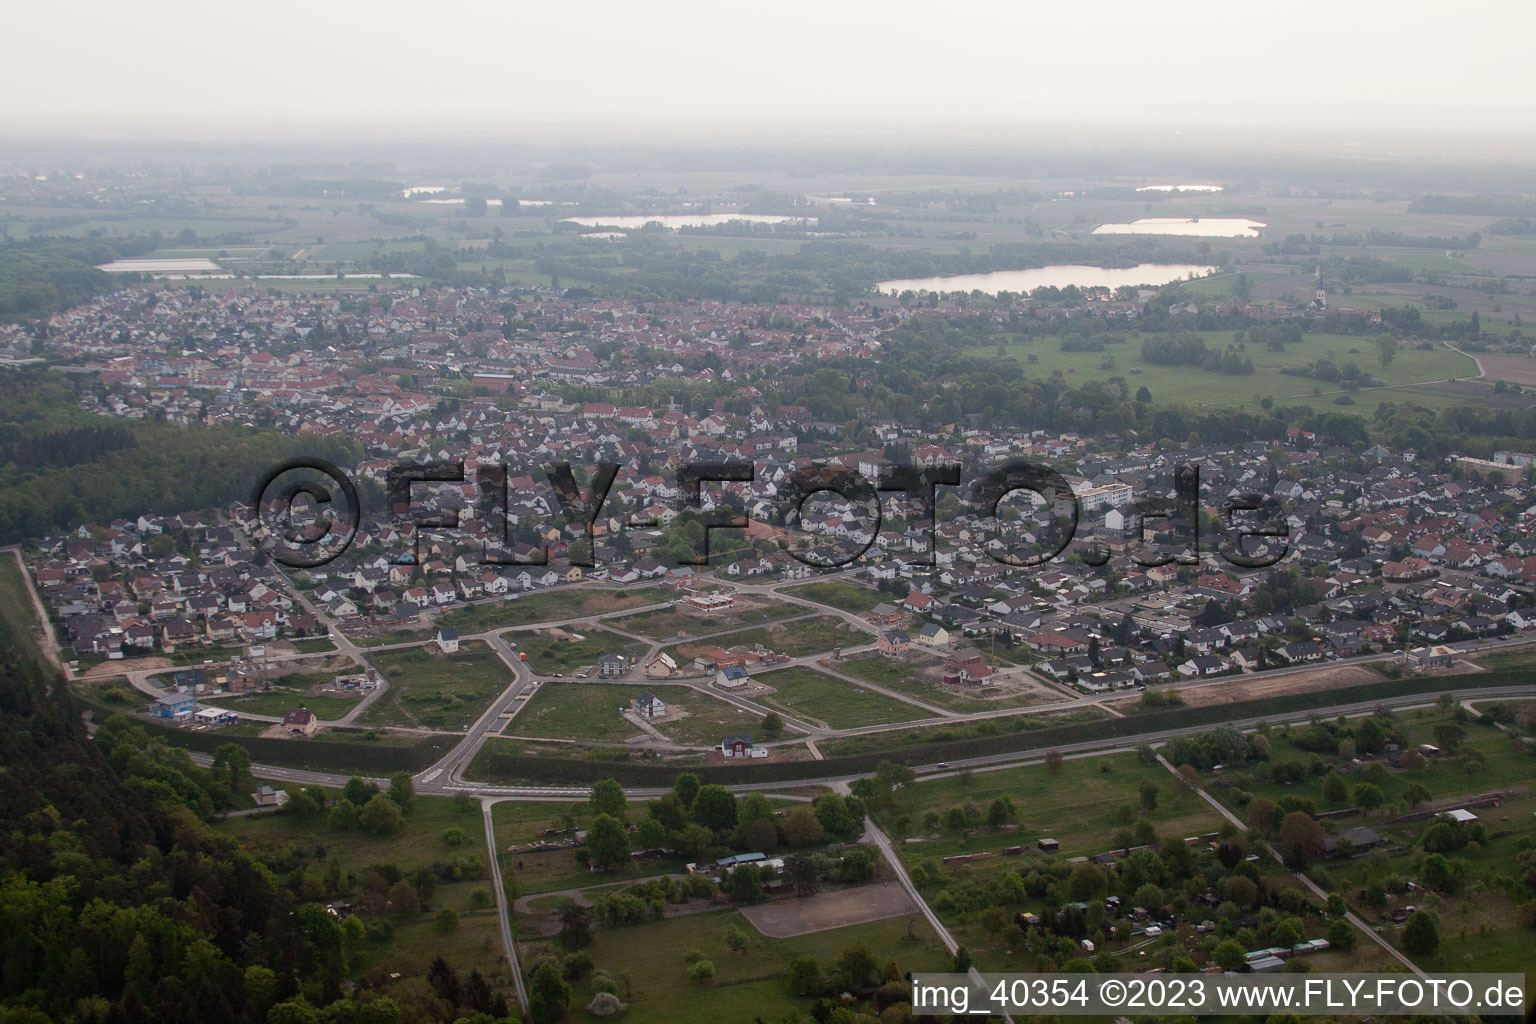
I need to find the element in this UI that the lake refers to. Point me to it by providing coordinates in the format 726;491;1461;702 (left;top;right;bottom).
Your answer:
876;263;1218;295
1092;217;1265;238
560;213;810;230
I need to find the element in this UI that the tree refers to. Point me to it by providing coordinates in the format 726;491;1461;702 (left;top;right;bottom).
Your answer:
435;908;459;932
387;772;414;813
590;778;627;819
1322;772;1349;806
687;958;715;983
1433;723;1465;752
328;798;360;831
386;879;420;919
875;760;917;791
586;814;631;871
211;742;251;796
781;805;825;846
726;864;766;904
760;711;785;739
529;960;573;1024
1068;862;1108;901
1404;782;1432;807
785;955;824;996
1401;909;1440;956
1375;334;1399;370
1213;938;1247;971
725;924;750;955
673;772;701;809
1352;782;1384;815
1276;812;1325;869
1247;796;1279;837
1326;917;1357;951
558;902;594;950
342;775;377;806
268;999;322;1024
786;854;820;897
1421;853;1457;893
1043;749;1064;775
1139;780;1159;812
359;793;404;835
648;792;688;833
693;785;738;831
812;794;858;836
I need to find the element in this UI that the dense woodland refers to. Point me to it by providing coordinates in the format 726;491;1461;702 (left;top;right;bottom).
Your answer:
0;373;360;543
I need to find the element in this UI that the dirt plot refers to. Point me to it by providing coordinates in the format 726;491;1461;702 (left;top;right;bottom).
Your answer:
1456;350;1536;387
1135;664;1386;710
1396;379;1536;408
740;884;918;938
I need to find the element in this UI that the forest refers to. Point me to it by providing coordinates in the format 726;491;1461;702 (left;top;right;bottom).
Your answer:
0;372;360;543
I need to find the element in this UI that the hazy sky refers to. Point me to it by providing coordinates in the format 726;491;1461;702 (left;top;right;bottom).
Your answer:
4;0;1533;139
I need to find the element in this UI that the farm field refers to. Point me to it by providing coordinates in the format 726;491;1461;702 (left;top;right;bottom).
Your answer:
360;641;513;731
755;666;925;729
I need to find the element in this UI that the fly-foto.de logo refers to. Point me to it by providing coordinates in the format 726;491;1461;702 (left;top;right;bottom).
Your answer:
247;457;1289;571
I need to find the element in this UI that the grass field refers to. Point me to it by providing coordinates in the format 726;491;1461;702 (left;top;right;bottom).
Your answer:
664;615;861;662
201;679;363;720
646;686;769;746
439;586;671;634
883;752;1225;863
838;651;1040;711
966;330;1479;416
755;666;925;729
361;641;513;730
504;682;644;743
782;580;886;615
518;629;647;675
610;596;801;641
522;906;951;1024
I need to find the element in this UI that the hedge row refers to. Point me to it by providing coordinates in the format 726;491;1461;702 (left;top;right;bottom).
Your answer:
82;698;459;775
79;664;1528;786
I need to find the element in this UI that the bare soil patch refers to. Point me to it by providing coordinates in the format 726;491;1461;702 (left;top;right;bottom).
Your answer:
1120;664;1386;711
740;884;918;937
